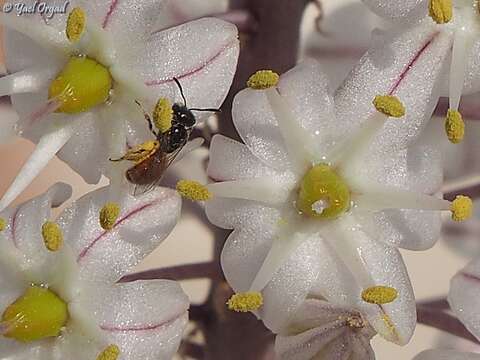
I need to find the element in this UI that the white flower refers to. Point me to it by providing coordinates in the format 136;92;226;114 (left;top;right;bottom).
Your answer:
361;0;480;143
0;182;187;359
205;59;472;345
0;0;239;210
275;298;376;360
414;349;480;360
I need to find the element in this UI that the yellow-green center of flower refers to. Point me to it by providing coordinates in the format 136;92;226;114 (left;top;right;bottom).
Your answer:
48;56;112;114
2;285;68;342
297;164;351;219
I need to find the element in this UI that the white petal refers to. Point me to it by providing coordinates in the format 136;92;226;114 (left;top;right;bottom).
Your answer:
131;18;239;121
414;350;480;360
335;21;451;154
205;197;279;230
322;215;416;345
232;59;336;171
0;123;77;212
449;257;480;341
0;183;71;273
55;112;106;184
57;186;181;282
207;134;288;182
259;235;324;333
0;66;57;97
89;280;189;360
361;0;427;20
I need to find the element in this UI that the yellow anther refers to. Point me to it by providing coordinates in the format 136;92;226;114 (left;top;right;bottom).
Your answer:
176;180;212;201
2;286;68;342
49;56;112;114
451;195;473;222
99;202;121;230
97;344;120;360
445;109;465;144
227;292;263;312
373;95;405;118
361;286;398;305
153;98;173;133
66;7;86;42
429;0;452;24
0;218;6;232
111;140;159;164
247;70;280;90
41;221;63;252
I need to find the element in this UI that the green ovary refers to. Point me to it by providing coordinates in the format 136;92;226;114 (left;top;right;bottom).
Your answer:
2;285;68;342
48;56;112;114
297;164;351;219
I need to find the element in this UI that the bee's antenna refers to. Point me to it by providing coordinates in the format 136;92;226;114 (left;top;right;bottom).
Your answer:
173;77;187;107
189;108;221;113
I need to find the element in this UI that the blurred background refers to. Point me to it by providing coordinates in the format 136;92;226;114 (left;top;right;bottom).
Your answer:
1;0;480;358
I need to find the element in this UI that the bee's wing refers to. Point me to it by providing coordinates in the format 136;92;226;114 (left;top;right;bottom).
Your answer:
131;145;185;197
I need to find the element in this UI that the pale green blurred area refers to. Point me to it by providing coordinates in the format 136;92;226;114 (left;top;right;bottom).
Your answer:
1;0;479;358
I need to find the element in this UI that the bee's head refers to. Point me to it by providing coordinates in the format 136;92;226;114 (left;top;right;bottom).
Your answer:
172;103;196;129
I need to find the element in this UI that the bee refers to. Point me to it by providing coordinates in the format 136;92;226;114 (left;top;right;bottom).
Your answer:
111;78;219;195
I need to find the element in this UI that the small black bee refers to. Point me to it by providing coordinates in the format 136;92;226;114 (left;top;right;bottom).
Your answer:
112;78;219;195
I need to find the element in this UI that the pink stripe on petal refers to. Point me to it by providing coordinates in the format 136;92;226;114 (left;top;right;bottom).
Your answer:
389;33;440;95
460;272;480;283
102;0;119;28
10;207;20;248
100;310;186;332
77;201;156;262
145;41;236;86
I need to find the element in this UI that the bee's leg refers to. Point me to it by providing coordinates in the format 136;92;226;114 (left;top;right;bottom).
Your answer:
109;155;125;162
135;100;158;137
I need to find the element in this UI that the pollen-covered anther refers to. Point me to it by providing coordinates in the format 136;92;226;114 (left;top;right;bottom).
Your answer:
429;0;452;24
227;292;263;312
247;70;280;90
361;286;398;305
99;202;121;230
445;109;465;144
176;180;212;201
346;314;366;329
373;95;405;118
66;7;86;42
97;344;120;360
0;218;6;232
153;98;173;133
41;221;63;252
451;195;473;221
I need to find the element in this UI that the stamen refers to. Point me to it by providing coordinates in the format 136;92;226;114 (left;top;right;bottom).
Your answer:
247;70;279;90
373;95;405;118
451;195;473;221
227;292;263;312
41;221;63;252
0;218;6;232
361;286;398;305
0;123;77;212
428;0;453;24
445;109;465;144
207;179;289;205
0;67;58;97
176;180;212;201
96;345;120;360
153;98;173;133
99;202;121;230
331;95;404;169
66;7;86;43
448;30;468;117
